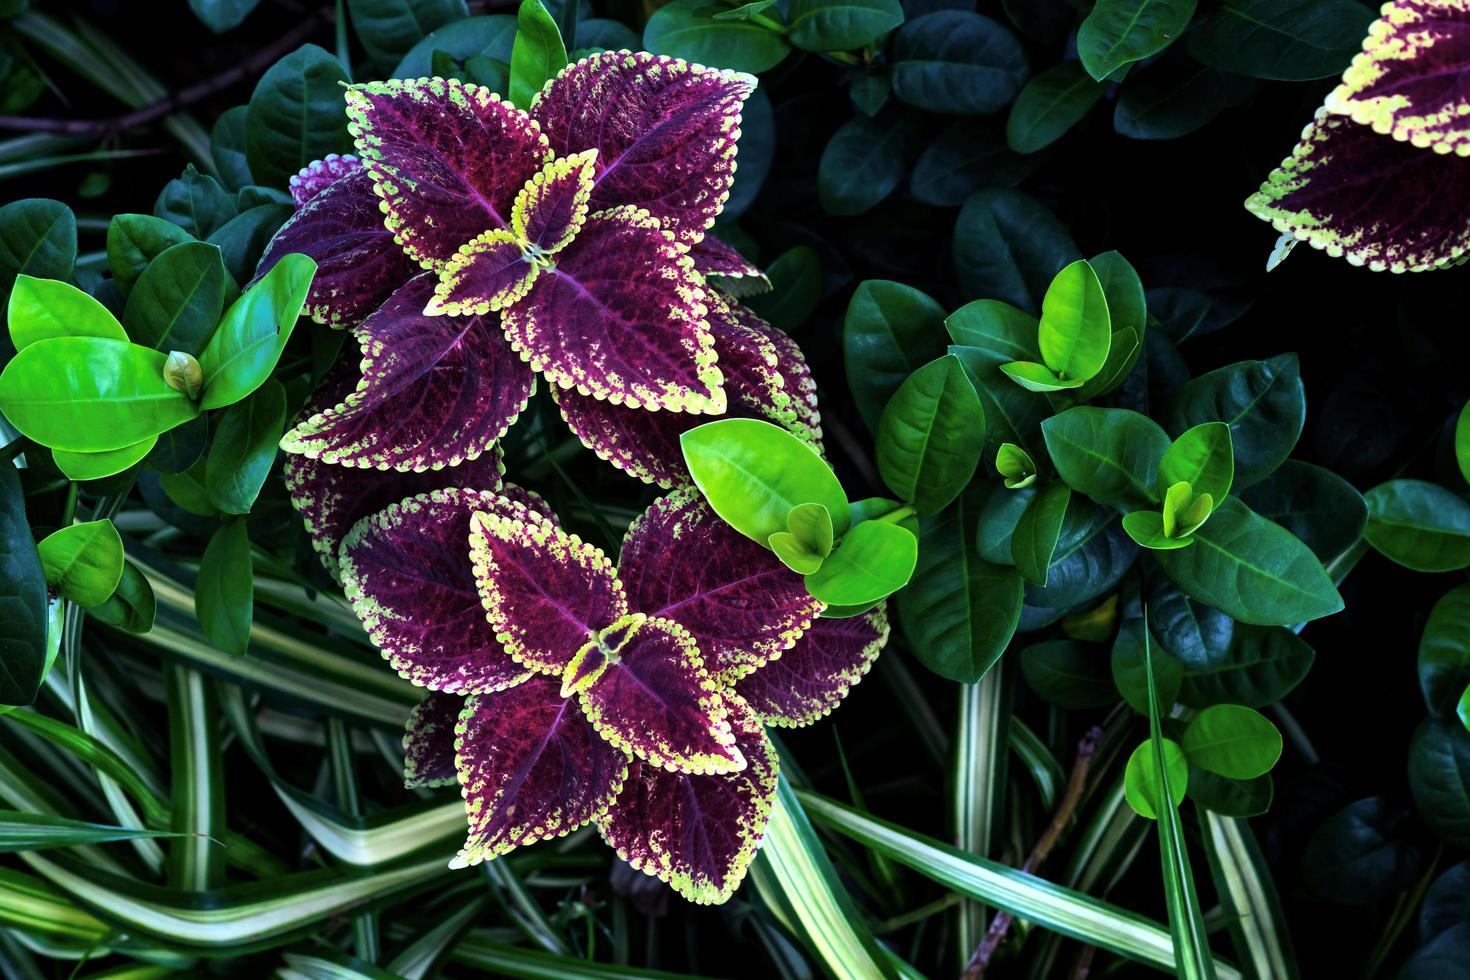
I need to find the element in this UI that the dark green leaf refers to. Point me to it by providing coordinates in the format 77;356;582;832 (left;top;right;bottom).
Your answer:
744;246;821;331
1078;0;1197;81
949;345;1049;460
206;202;293;286
1020;639;1115;708
107;213;197;298
0;198;75;307
1189;769;1272;818
1113;618;1182;714
245;44;352;189
87;559;156;634
910;122;1036;207
953;189;1080;311
393;14;518;77
889;11;1029;115
1180;624;1313;709
1163;354;1304;490
1012;481;1069;586
1006;61;1104;154
1420;583;1470;717
196;519;253;656
205;380;286;515
210;105;253;191
1042;406;1170;511
1146;574;1233;670
643;0;790;73
0;465;47;706
1115;59;1235;140
1410;718;1470;850
188;0;261;32
1300;797;1425;903
819;110;922;216
1155;497;1342;626
787;0;902;51
37;520;123;608
843;279;947;432
1364;479;1470;573
1188;0;1375;81
348;0;470;64
1238;460;1366;565
122;241;227;355
876;353;985;514
1025;505;1135;610
154;165;237;240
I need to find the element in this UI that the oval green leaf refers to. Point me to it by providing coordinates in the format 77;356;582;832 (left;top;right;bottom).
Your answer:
876;354;986;515
37;520;124;608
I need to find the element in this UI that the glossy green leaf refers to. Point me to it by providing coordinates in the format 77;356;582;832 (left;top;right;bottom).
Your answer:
7;275;126;351
1042;406;1170;511
1123;509;1194;550
37;520;123;608
843;281;947;433
1188;0;1374;81
0;336;198;452
107;213;196;297
889;11;1029;116
88;558;156;634
683;418;850;545
999;360;1084;392
244;44;352;188
946;299;1038;361
196;519;253;656
0;199;75;306
1191;770;1273;819
1072;327;1141;403
1124;737;1188;819
769;501;835;576
1027;505;1136;611
1163;482;1213;539
1364;479;1470;573
1115;58;1238;140
953;189;1080;312
876;354;984;514
1013;481;1070;585
122;241;227;355
1155;497;1343;626
770;533;824;575
348;0;469;64
162;457;219;517
0;465;47;706
510;0;569;107
897;485;1022;682
1089;251;1147;336
155;165;237;240
1408;718;1470;850
1078;0;1197;81
1180;625;1314;709
208;201;293;286
1160;422;1233;504
1037;259;1111;383
996;442;1036;488
198;252;314;411
947;344;1049;459
1007;60;1105;154
848;496;919;537
1163;354;1303;490
1238;460;1366;565
643;0;791;74
1020;639;1116;709
1113;618;1182;715
787;0;902;51
211;106;254;190
52;438;158;482
804;519;917;606
1181;704;1282;779
205;380;285;515
819;110;921;217
1421;583;1470;717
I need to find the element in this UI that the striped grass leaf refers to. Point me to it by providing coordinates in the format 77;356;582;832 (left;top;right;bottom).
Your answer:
1199;810;1301;980
751;775;903;979
0;810;179;853
954;668;1009;960
452;932;705;978
798;789;1243;979
165;665;224;890
386;895;491;979
1144;615;1217;980
1010;715;1063;810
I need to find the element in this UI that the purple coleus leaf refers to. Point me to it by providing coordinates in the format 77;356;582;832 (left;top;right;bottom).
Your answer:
403;691;462;788
289;153;361;207
531;50;756;248
281;273;535;471
283;357;507;576
736;606;889;728
451;675;630;867
257;168;421;327
556;294;819;487
575;614;745;775
340;487;540;694
346;77;551;268
1246;108;1470;271
597;693;778;905
1324;0;1470;156
617;488;819;681
688;235;771;297
499;205;723;412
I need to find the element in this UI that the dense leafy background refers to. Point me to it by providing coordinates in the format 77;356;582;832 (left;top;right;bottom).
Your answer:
2;0;1470;978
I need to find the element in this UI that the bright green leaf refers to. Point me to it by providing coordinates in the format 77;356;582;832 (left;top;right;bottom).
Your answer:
1125;737;1189;819
804;520;917;607
509;0;568;106
37;520;123;608
1160;421;1233;504
1181;704;1282;780
1124;509;1194;551
52;438;158;482
1042;406;1170;511
197;252;314;411
876;353;986;514
8;275;126;351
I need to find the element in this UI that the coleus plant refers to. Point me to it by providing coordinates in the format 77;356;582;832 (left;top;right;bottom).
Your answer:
1247;0;1470;271
252;47;893;904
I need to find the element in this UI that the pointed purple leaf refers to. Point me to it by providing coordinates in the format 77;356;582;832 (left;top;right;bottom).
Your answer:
257;168;420;327
735;606;890;727
597;693;777;904
618;489;819;681
555;293;814;487
1247;108;1470;271
346;78;551;268
468;506;628;674
290;153;361;207
531;51;755;247
340;487;535;694
689;235;770;297
577;614;744;775
501;205;723;412
404;691;463;788
282;273;534;470
1326;0;1470;155
428;229;539;317
513;149;598;253
452;676;629;866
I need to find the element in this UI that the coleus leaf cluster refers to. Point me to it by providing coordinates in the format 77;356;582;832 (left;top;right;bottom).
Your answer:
263;49;883;904
1247;0;1470;271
